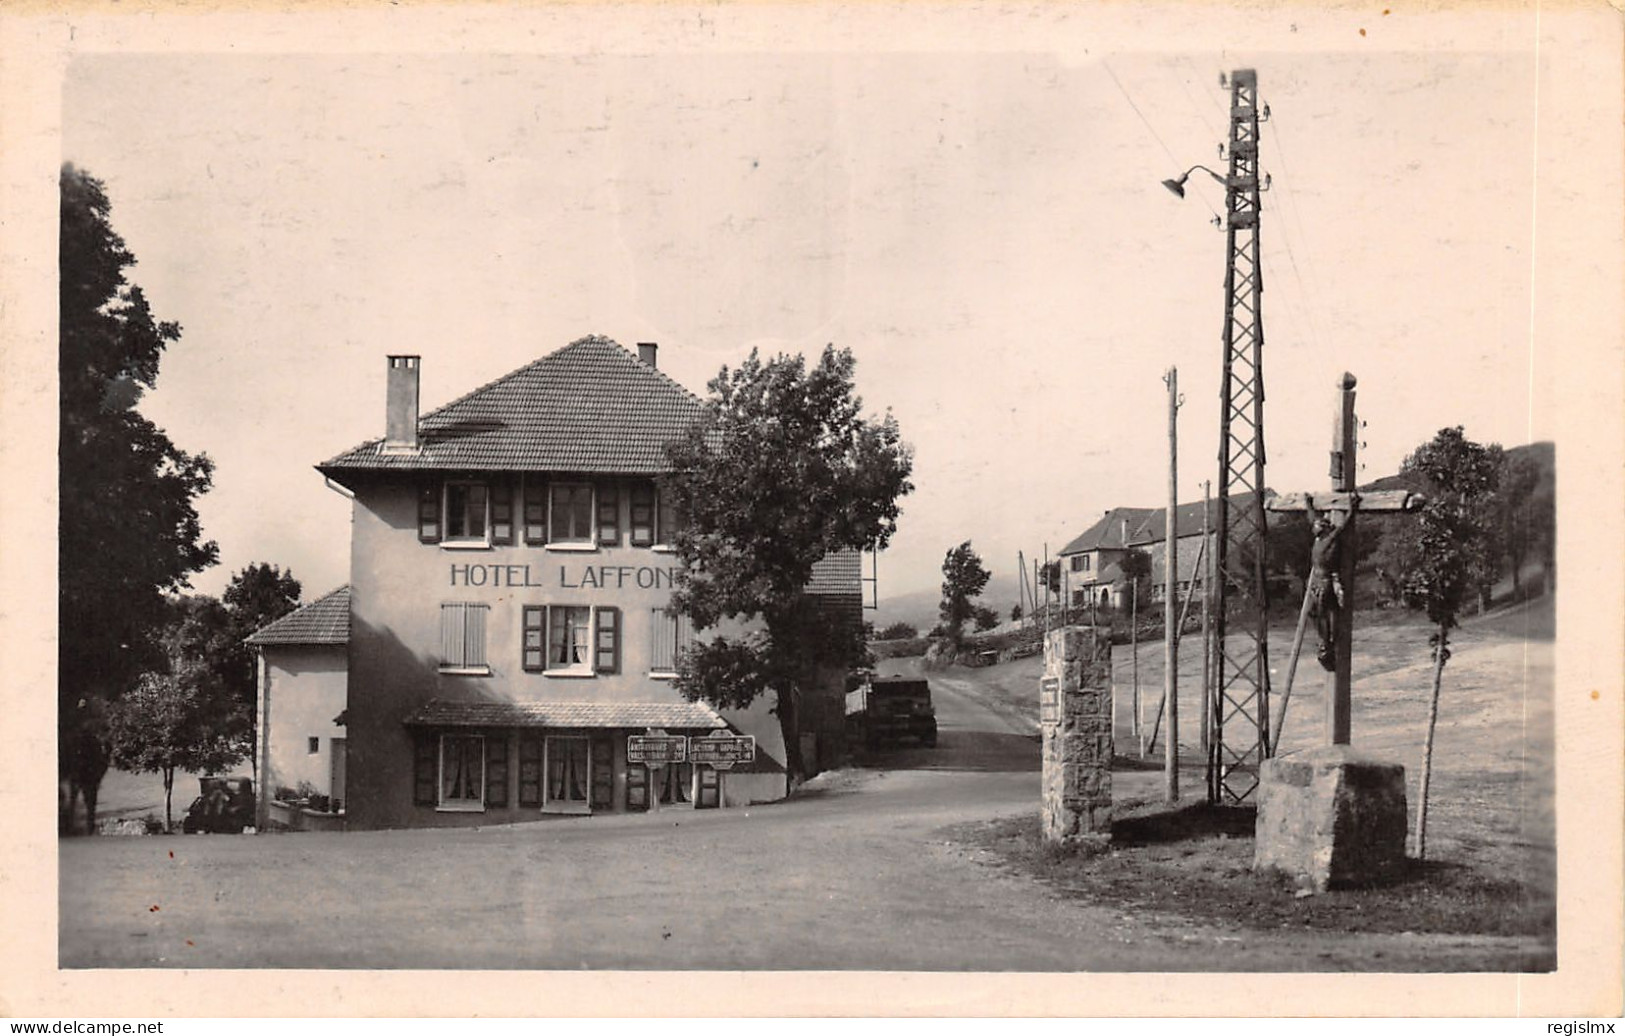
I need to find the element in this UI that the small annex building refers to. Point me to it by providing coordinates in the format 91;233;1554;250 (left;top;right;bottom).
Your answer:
316;335;861;829
245;584;351;828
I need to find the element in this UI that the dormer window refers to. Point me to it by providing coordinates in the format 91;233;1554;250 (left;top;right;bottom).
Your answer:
444;481;490;546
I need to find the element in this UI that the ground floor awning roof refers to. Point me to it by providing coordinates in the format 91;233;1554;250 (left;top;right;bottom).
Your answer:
403;698;727;731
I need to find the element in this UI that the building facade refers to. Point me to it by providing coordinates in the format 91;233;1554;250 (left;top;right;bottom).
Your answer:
1057;495;1269;610
318;336;857;829
246;585;351;827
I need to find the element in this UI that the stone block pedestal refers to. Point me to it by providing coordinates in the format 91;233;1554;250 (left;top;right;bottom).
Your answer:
1254;745;1408;892
1041;626;1113;845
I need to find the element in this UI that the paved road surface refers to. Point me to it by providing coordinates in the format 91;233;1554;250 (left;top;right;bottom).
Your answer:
61;660;1539;971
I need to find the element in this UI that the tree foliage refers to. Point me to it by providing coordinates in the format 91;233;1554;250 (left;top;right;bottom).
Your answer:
1118;548;1153;601
107;599;257;831
1375;427;1505;629
876;621;919;641
59;163;218;832
666;346;914;780
1493;452;1551;595
939;541;992;643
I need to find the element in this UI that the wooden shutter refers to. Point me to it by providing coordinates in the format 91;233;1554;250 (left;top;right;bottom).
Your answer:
596;482;620;546
491;478;514;545
485;735;509;807
630;482;656;547
522;477;548;545
418;484;442;543
521;606;545;672
595;607;621;674
517;735;543;807
464;604;488;668
440;603;466;667
414;734;438;805
625;763;648;812
590;740;614;811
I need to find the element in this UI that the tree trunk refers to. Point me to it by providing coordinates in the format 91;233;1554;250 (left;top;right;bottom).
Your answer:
1131;582;1141;751
776;686;805;787
163;766;175;834
1414;623;1448;860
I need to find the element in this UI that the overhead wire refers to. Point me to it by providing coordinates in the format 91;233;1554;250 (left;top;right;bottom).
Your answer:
1102;58;1223;223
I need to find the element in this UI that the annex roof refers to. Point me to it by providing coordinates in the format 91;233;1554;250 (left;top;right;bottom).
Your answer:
402;698;727;731
806;550;863;596
319;336;704;482
245;585;350;646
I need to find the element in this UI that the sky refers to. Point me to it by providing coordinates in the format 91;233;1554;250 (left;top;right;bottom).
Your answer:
48;9;1604;607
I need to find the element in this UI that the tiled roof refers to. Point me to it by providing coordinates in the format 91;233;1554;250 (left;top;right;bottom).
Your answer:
806;550;863;596
403;698;727;730
245;586;350;646
319;336;704;481
1059;507;1156;555
1060;491;1272;555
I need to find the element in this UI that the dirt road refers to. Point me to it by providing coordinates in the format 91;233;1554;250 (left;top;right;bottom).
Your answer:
61;629;1546;971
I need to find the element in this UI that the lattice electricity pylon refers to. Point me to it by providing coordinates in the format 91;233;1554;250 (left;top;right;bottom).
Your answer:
1207;68;1274;806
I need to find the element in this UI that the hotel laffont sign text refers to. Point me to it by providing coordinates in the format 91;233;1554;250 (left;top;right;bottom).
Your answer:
448;562;681;591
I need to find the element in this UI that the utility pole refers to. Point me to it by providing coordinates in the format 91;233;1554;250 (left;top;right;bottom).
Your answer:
1200;479;1212;761
1166;68;1273;804
1164;367;1181;801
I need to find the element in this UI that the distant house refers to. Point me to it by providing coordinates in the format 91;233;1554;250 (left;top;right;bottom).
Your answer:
245;585;351;828
1058;492;1271;610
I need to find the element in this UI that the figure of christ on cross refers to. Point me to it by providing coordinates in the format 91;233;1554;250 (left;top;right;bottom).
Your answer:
1304;496;1352;672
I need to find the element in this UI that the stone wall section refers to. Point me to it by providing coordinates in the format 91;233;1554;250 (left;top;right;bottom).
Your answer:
1041;626;1113;844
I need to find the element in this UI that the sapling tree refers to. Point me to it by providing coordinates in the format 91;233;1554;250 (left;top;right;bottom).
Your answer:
1119;548;1153;744
939;541;992;646
666;346;913;782
1384;427;1503;859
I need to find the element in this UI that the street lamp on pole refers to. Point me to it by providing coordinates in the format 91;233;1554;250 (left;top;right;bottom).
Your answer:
1161;164;1228;199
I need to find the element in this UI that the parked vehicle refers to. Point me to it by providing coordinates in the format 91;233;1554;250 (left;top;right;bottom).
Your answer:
846;674;937;748
181;776;254;834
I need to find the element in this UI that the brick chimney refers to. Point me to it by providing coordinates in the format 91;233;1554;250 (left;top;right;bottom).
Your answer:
384;355;420;451
637;342;658;368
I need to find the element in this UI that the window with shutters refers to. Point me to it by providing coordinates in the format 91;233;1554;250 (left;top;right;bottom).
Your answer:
655;486;685;549
548;482;595;547
438;734;485;812
632;481;685;550
444;481;490;547
648;608;693;677
439;602;490;674
522;605;620;676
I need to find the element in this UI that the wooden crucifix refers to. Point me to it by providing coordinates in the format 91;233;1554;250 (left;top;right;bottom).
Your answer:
1267;373;1424;746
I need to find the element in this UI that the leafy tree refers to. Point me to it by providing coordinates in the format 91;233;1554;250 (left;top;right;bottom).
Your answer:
1381;427;1504;859
876;621;919;641
59;163;217;833
1494;452;1548;597
1039;560;1061;596
973;605;1000;632
939;541;992;645
1010;604;1024;623
108;600;255;831
666;346;914;781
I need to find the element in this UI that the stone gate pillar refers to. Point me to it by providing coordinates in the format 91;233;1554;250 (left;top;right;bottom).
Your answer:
1041;626;1113;845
